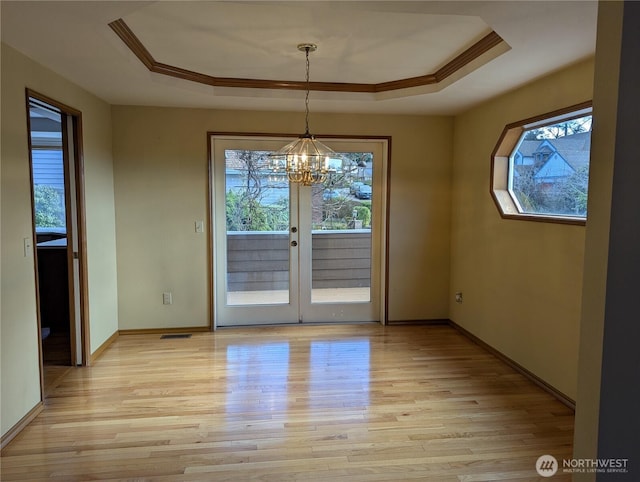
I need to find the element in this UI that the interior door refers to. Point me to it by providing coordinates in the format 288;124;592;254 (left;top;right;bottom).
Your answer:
211;136;386;327
27;93;86;372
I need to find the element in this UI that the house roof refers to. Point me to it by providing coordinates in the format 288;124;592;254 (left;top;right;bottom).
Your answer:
517;131;591;171
551;132;592;170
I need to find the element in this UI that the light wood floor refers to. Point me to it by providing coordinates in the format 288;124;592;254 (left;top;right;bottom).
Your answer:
1;324;574;481
42;331;73;398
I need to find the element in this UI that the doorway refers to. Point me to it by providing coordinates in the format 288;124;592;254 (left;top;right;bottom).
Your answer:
27;91;88;394
211;135;388;327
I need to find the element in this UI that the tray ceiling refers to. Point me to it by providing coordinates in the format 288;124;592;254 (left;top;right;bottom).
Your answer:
0;1;597;115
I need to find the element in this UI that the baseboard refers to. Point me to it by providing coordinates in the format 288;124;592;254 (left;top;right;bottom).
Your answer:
90;330;119;365
448;319;576;411
1;401;44;451
118;326;211;336
386;318;450;325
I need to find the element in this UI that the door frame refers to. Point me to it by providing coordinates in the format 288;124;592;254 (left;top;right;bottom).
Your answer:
207;131;391;329
26;89;90;398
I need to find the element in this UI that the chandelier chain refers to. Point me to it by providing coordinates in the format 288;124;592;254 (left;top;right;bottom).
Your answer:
270;43;337;186
304;46;310;135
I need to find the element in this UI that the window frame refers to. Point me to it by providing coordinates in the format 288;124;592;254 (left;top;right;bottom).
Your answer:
490;101;592;225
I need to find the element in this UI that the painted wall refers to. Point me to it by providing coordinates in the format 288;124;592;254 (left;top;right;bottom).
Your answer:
573;2;625;478
111;107;453;329
0;43;118;436
449;58;594;400
593;2;640;476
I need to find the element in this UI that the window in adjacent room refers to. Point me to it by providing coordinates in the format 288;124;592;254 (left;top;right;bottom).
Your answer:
29;99;66;237
491;102;592;224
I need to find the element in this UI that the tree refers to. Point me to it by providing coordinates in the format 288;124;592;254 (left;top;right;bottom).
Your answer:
34;185;65;227
341;152;373;181
554;166;589;216
226;150;275;231
264;197;289;231
527;115;592;140
320;194;351;230
512;166;545;213
236;150;267;199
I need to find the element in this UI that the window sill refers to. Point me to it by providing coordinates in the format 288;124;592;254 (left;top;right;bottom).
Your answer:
491;189;586;226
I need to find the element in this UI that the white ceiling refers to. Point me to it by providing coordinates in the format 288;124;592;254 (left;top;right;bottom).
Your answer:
1;1;598;115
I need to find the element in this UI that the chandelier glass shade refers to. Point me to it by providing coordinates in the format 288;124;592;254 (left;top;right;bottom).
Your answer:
270;43;339;186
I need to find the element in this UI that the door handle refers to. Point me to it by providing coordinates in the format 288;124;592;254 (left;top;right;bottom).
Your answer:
291;227;298;233
290;240;298;247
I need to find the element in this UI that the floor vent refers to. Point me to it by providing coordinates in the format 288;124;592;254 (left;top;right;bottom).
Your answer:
160;334;192;339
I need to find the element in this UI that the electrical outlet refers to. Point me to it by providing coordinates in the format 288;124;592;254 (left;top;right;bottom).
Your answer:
455;292;463;303
163;292;173;305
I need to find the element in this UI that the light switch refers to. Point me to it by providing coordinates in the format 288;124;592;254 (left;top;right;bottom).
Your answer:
195;220;204;233
23;237;33;257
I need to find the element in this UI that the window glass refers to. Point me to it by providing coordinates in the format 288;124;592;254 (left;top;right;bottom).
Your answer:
510;115;592;217
29;100;66;233
490;102;592;224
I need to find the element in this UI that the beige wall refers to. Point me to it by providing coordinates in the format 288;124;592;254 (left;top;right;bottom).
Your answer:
449;58;595;400
111;107;453;329
1;43;118;437
573;2;623;476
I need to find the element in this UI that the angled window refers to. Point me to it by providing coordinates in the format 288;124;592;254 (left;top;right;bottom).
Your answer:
491;102;592;224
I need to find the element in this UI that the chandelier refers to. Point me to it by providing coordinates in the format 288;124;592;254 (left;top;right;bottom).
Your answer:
271;44;338;186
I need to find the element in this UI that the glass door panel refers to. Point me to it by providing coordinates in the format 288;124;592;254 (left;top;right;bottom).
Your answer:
310;152;373;304
297;141;383;324
224;149;291;306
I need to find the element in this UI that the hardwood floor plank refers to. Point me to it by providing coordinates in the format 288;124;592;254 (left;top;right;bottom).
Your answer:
1;325;574;481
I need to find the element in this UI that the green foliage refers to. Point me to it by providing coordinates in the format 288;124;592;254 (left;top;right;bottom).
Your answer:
226;191;290;232
354;205;371;227
34;185;65;227
264;197;290;231
226;190;265;231
225;149;291;232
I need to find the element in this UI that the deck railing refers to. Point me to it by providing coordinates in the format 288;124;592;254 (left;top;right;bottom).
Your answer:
227;230;371;292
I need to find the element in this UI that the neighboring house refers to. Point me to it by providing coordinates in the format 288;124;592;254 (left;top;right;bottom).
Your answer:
30;111;64;192
513;131;591;190
31;148;64;192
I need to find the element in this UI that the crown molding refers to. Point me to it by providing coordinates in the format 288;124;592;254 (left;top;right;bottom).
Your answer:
109;18;505;94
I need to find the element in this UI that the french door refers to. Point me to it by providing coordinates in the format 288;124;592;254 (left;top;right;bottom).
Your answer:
210;135;387;327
